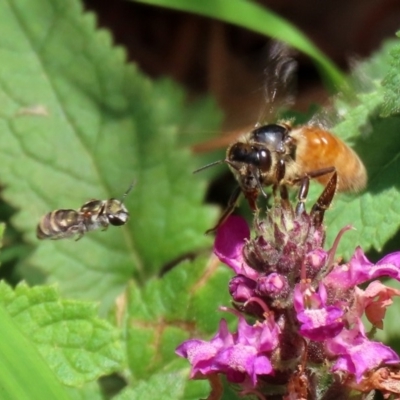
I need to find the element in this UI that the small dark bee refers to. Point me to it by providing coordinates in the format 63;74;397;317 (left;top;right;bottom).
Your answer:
37;182;135;240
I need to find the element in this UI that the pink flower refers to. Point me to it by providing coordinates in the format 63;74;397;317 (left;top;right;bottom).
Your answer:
324;247;400;290
176;313;279;387
177;213;400;398
214;216;259;280
294;282;344;341
176;319;234;379
326;321;400;383
354;281;400;329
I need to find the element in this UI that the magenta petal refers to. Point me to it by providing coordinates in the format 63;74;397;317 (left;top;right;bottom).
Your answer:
254;355;273;376
214;216;251;274
333;356;353;373
377;251;400;267
175;319;235;378
236;315;280;353
297;307;344;341
215;345;254;383
332;341;400;383
229;275;256;302
211;319;235;348
175;339;217;377
327;327;400;383
325;247;400;289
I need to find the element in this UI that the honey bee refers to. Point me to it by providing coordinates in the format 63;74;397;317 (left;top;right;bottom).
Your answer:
195;43;367;232
37;182;135;240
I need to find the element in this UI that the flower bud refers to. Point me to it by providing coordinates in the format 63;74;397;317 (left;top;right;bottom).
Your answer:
229;275;256;302
256;273;289;300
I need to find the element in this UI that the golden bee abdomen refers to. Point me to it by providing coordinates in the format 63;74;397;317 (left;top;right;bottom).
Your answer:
36;209;80;239
292;126;367;192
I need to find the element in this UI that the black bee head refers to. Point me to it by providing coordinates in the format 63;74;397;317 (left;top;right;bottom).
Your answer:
106;200;129;226
228;143;272;172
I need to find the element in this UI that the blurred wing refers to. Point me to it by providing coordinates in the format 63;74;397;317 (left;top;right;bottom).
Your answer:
192;42;298;153
307;98;342;131
258;40;298;124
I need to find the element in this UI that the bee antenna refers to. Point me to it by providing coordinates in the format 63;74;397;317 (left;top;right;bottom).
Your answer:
121;180;136;203
193;160;225;174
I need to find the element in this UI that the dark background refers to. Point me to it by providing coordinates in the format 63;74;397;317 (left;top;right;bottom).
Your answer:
84;0;400;134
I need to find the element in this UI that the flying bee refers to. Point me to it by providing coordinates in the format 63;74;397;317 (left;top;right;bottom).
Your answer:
194;43;367;232
37;181;135;240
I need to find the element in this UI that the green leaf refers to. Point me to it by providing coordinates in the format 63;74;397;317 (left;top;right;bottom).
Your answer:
0;224;6;249
115;370;209;400
66;381;104;400
312;38;400;258
122;256;233;381
0;227;72;400
381;32;400;117
326;116;400;257
0;302;72;400
0;0;219;309
131;0;345;89
0;282;125;386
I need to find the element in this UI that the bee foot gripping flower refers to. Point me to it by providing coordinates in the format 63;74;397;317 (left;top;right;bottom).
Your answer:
176;205;400;399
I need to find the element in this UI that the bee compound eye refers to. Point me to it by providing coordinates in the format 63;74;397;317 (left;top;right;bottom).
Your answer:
230;143;251;163
258;149;272;171
108;213;128;226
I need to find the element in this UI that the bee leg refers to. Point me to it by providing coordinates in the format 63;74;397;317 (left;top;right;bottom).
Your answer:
256;176;269;199
293;167;336;186
295;176;310;216
310;171;338;226
275;159;286;184
205;186;242;234
99;220;109;231
279;184;293;213
74;224;87;241
75;230;85;241
272;184;278;202
273;158;290;209
254;170;271;214
292;167;336;217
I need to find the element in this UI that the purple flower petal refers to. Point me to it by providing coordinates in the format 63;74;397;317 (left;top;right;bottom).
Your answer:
256;273;289;298
377;251;400;268
215;344;273;386
214;216;259;279
175;319;234;378
176;339;218;378
229;275;256;302
294;283;344;341
236;316;280;353
324;247;400;289
297;306;344;341
327;324;400;383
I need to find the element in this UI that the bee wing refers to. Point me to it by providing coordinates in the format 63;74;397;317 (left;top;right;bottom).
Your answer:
307;99;341;131
191;42;298;154
257;41;298;125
